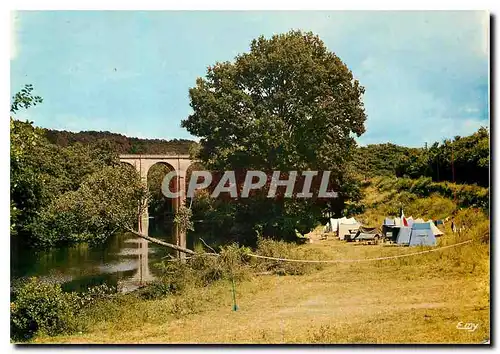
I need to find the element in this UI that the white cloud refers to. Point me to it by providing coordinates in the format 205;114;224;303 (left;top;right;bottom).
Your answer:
462;106;480;114
478;11;489;56
10;11;19;60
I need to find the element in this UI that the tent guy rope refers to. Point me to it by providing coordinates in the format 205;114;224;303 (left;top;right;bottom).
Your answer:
128;226;477;264
245;239;475;264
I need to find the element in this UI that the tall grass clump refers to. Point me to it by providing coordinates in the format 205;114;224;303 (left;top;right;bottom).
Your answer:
404;195;456;220
387;208;489;277
254;237;327;275
139;243;252;300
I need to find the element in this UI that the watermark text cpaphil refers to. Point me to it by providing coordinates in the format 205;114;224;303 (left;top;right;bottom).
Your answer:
161;170;339;199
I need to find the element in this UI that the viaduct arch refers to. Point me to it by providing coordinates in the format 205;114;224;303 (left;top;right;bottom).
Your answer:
119;154;192;255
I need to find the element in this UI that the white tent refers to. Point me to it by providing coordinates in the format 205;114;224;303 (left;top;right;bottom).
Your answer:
331;217;345;233
427;219;444;236
338;217;361;240
324;217;345;233
330;217;347;234
336;217;347;230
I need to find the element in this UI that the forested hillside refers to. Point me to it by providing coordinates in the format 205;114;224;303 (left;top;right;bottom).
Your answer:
43;129;195;154
352;127;489;187
352;143;416;178
43;126;489;189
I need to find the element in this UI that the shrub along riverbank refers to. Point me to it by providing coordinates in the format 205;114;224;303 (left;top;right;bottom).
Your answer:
12;201;489;343
10;238;329;342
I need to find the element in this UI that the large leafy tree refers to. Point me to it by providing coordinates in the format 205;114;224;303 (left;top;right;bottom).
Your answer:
10;85;45;236
393;127;489;187
183;30;366;172
32;165;148;247
10;85;147;247
182;31;366;243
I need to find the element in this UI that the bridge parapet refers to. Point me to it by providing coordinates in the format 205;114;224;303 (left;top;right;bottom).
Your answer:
119;154;191;160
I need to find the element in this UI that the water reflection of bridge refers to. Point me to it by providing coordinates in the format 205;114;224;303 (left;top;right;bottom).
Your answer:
117;219;156;293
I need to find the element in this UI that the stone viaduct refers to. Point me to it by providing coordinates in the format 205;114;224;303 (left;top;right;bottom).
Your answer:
119;154;193;254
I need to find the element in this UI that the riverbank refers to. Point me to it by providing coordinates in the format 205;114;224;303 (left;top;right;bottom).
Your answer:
31;235;489;344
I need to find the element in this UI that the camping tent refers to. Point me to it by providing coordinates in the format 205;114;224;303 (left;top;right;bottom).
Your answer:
382;218;397;240
394;223;437;246
427;219;444;236
338;218;360;240
323;217;345;233
406;216;414;227
409;223;437;246
332;217;346;233
384;218;395;226
396;227;412;244
350;226;381;242
394;217;402;226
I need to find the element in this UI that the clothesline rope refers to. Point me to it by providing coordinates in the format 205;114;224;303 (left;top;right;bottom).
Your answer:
246;239;475;264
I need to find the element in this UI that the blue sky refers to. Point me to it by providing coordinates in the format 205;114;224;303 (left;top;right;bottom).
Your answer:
10;11;489;147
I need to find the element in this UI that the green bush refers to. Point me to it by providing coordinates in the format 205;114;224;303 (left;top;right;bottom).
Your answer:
11;279;117;341
394;177;413;191
151;261;199;296
142;244;252;300
404;195;456;220
10;277;79;341
138;280;175;300
255;237;325;275
76;283;117;308
377;176;488;211
408;177;432;196
376;177;398;192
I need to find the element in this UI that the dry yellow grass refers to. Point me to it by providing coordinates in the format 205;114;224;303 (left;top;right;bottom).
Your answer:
33;236;490;344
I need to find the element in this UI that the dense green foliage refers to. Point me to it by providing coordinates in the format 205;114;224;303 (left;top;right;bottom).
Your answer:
10;278;79;340
375;176;489;211
352;143;415;178
43;129;193;154
147;163;174;218
11;278;116;341
183;30;366;243
10;86;44;237
32;165;148;247
353;128;489;187
10;85;147;248
395;127;489;187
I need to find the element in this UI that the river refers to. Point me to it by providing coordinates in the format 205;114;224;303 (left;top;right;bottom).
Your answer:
10;219;192;293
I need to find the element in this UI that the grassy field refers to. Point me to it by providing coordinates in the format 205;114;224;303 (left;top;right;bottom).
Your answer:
33;234;490;344
28;179;490;344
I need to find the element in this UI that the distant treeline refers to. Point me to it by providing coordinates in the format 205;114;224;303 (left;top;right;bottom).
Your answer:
42;127;488;188
43;129;195;155
353;127;489;187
